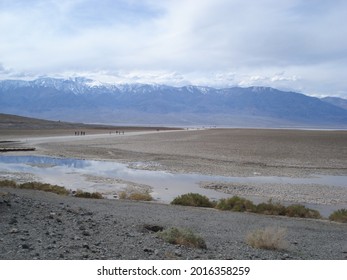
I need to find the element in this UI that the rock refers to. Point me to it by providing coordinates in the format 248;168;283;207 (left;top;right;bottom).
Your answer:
79;225;86;231
83;211;93;216
47;245;57;250
82;231;91;236
143;248;154;253
48;212;56;219
9;228;19;234
22;244;31;250
143;224;164;232
174;250;182;257
9;218;18;225
281;253;290;260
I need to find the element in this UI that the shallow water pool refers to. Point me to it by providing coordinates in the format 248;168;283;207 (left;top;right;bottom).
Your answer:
0;155;346;217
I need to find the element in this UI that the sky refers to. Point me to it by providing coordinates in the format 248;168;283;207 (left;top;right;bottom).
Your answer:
0;0;347;97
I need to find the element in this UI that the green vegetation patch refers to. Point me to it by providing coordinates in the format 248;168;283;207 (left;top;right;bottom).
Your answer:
171;193;215;208
74;189;103;199
171;193;322;220
0;180;103;199
0;180;69;195
329;209;347;223
285;204;321;219
215;196;256;212
0;179;17;187
255;200;287;216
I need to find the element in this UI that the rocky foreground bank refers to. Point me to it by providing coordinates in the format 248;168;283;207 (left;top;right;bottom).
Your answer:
1;188;346;260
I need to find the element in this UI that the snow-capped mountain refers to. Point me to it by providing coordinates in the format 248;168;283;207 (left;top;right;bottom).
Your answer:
1;77;347;127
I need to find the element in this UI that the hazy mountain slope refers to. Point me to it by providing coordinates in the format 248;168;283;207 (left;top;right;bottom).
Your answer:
0;113;85;129
321;97;347;110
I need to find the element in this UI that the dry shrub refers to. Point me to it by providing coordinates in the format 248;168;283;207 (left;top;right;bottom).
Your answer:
0;180;69;195
74;189;103;199
158;227;207;249
128;191;153;201
285;204;321;219
118;191;127;200
118;187;153;201
329;209;347;223
246;227;288;250
18;181;69;195
0;180;17;187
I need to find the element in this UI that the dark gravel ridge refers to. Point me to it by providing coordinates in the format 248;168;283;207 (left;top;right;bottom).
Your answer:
1;188;346;260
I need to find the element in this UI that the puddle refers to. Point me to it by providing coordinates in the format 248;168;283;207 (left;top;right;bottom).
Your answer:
0;155;346;217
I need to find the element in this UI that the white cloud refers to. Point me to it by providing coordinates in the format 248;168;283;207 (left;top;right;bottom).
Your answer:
0;0;346;97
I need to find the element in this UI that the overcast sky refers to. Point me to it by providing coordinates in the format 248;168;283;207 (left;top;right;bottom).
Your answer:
0;0;346;97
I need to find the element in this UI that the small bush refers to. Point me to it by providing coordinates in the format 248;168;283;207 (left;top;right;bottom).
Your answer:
216;196;256;212
285;204;321;219
158;227;207;249
213;195;321;219
18;182;69;195
128;192;153;201
246;227;288;250
118;191;127;200
256;200;287;216
0;180;18;187
329;209;347;223
0;180;69;196
0;180;105;198
118;189;153;201
171;193;214;208
74;189;103;199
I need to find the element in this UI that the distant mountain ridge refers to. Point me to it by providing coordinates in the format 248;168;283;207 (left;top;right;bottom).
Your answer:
1;77;347;127
321;97;347;110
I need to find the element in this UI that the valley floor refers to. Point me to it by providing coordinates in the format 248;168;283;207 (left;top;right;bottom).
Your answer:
1;127;347;259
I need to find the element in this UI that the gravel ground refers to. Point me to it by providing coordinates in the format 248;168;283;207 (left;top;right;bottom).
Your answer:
1;188;346;260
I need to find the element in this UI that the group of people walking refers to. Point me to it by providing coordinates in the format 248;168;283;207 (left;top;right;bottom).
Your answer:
74;130;125;136
74;131;86;136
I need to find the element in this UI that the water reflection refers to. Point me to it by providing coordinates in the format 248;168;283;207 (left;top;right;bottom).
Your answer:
0;155;346;217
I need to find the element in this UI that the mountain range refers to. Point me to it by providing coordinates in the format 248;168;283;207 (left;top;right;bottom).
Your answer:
1;77;347;128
